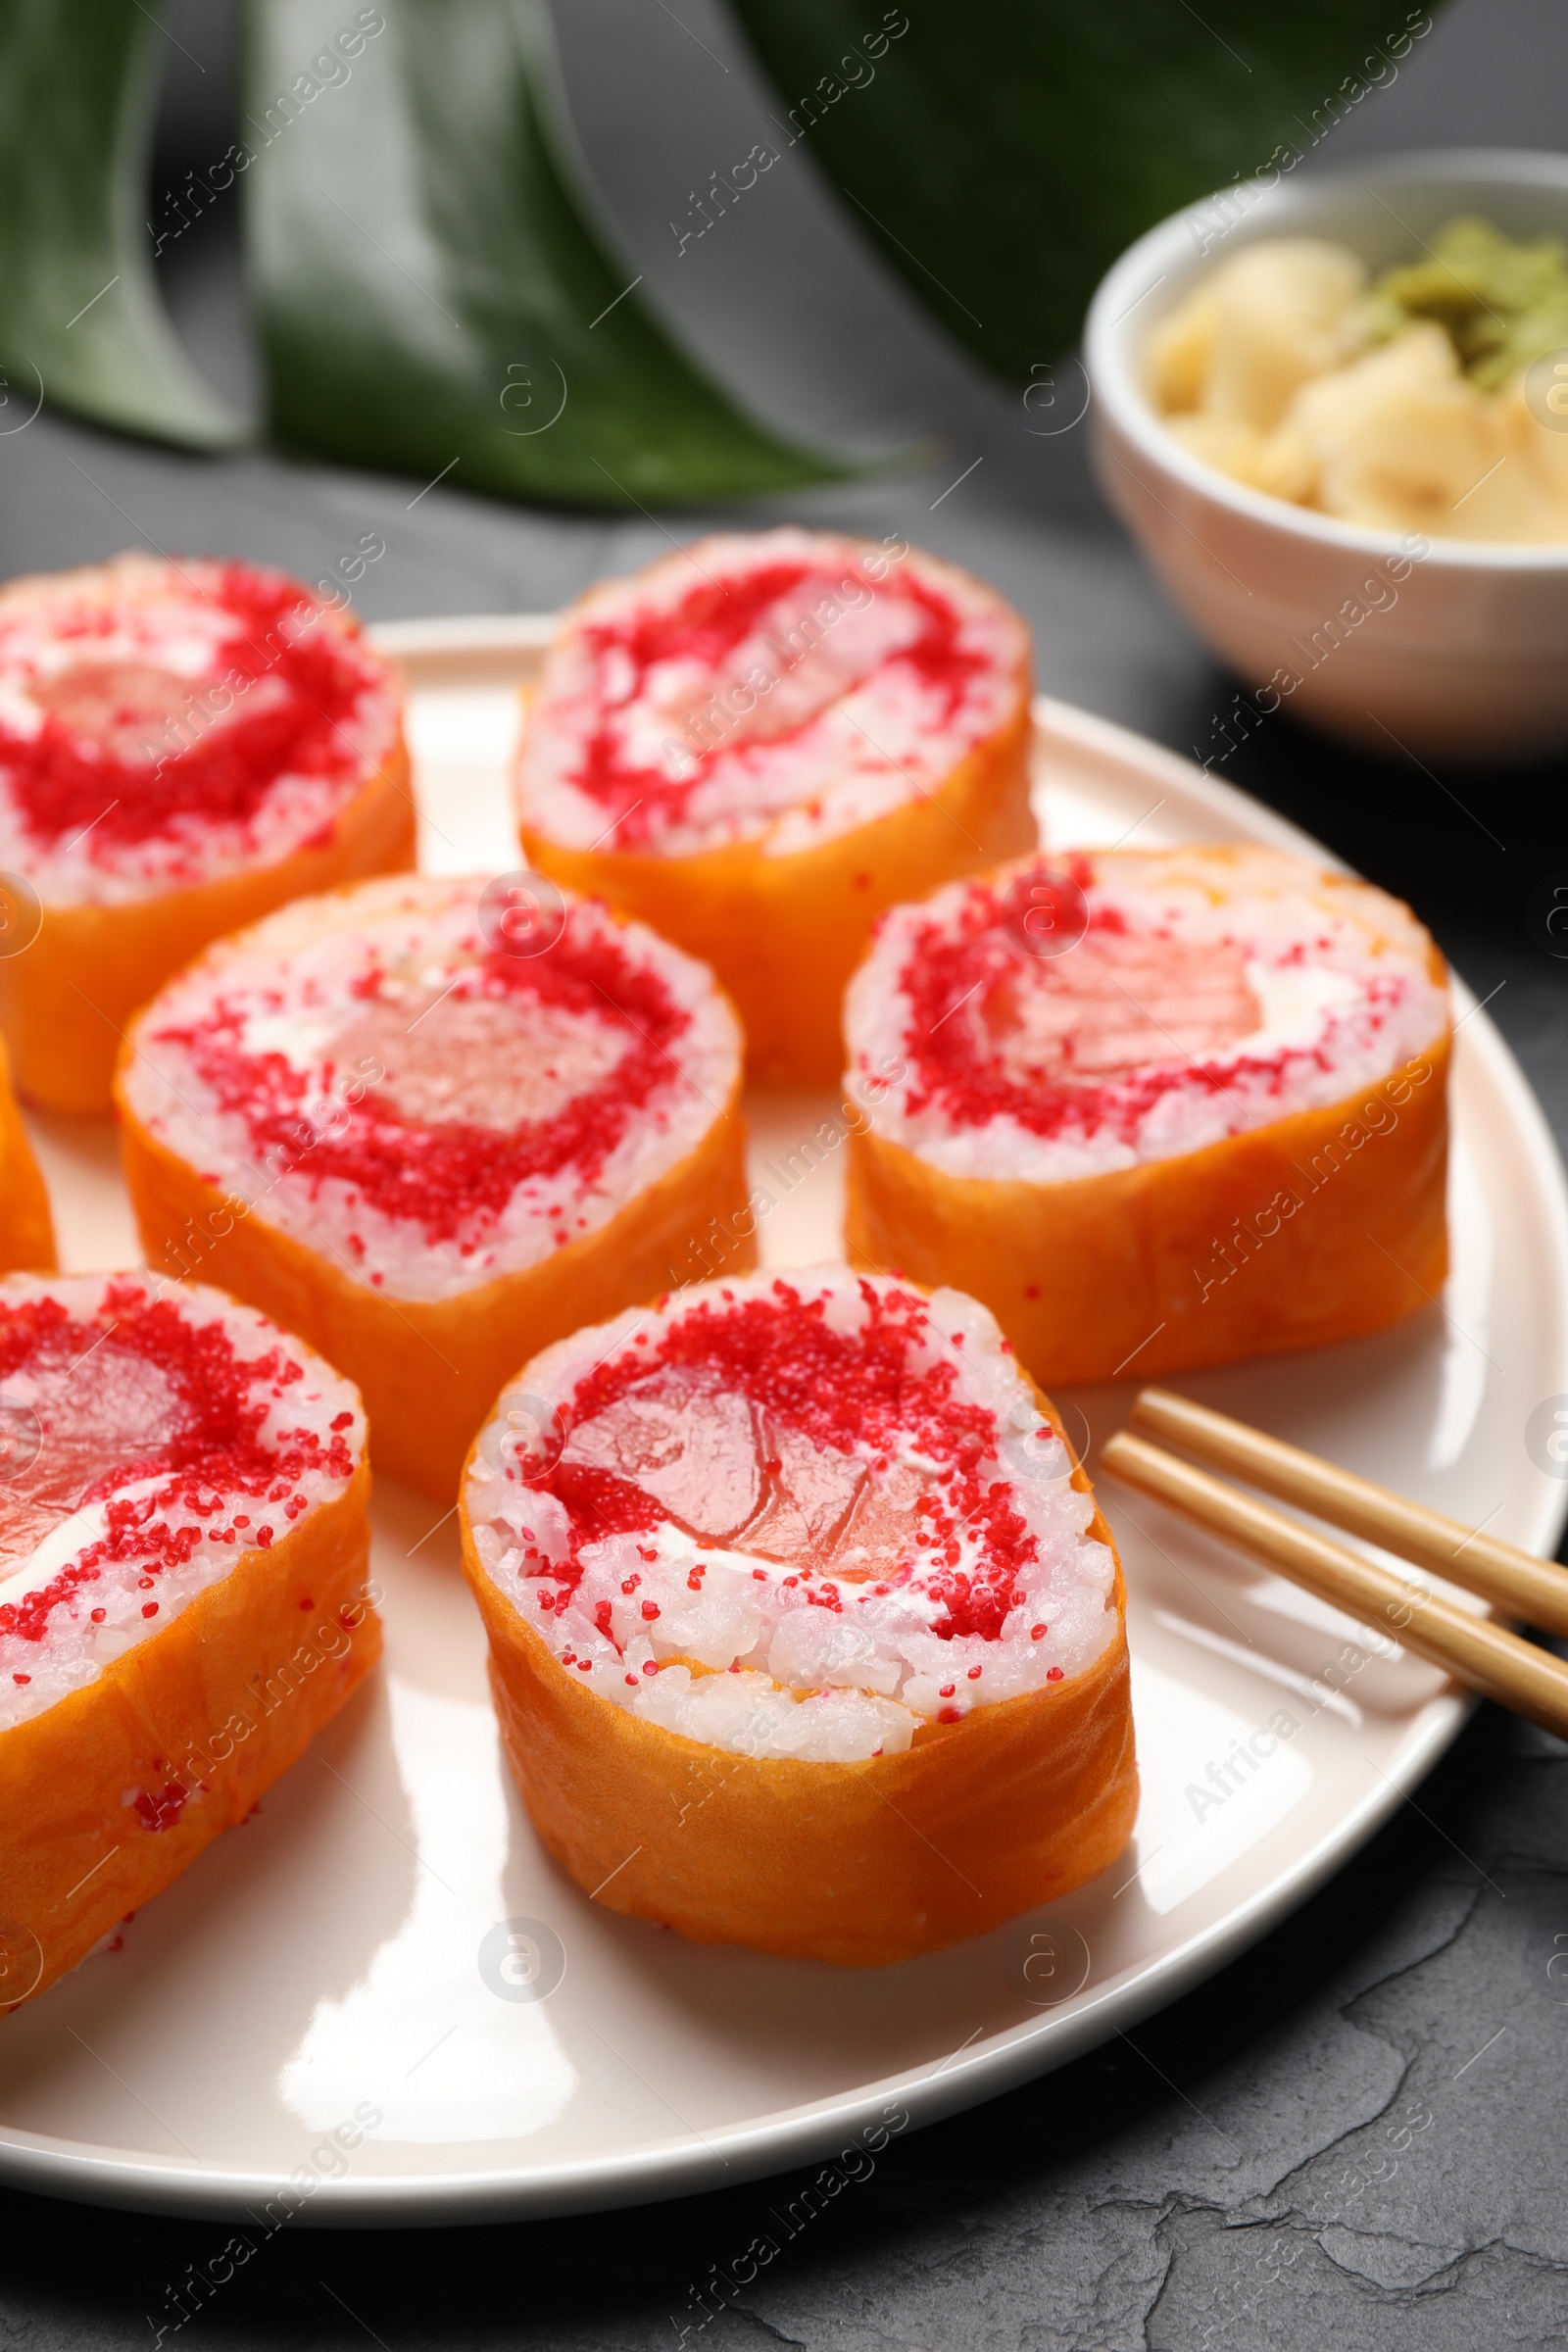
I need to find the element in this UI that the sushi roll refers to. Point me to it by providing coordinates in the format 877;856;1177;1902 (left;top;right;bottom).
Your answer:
844;846;1451;1385
0;1274;375;2013
461;1269;1137;1966
116;874;754;1502
515;529;1037;1086
0;554;413;1114
0;1033;55;1275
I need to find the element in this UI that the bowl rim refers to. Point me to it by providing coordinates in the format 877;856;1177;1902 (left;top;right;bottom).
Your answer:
1085;145;1568;573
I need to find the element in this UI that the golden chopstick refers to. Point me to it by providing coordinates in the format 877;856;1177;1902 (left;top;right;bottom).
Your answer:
1099;1429;1568;1742
1129;1385;1568;1639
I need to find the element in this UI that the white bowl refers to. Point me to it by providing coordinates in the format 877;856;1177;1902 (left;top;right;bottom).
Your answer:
1086;148;1568;765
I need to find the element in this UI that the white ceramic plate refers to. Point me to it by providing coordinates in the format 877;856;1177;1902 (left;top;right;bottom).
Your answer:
2;615;1565;2227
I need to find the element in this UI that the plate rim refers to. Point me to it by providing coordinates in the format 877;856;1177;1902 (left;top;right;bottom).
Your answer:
4;631;1564;2227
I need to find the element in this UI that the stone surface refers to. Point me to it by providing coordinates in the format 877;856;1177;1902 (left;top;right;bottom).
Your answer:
2;0;1568;2340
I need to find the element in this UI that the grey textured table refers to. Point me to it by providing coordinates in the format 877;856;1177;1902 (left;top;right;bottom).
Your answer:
5;1;1568;2341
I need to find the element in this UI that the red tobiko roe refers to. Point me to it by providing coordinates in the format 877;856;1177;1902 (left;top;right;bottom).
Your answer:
898;857;1300;1145
132;1780;190;1834
149;914;692;1247
569;561;989;849
0;1283;354;1647
0;564;377;858
540;1277;1038;1642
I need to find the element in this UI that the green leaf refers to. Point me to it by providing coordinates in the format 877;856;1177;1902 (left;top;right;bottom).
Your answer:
723;0;1448;377
245;0;845;508
0;0;248;449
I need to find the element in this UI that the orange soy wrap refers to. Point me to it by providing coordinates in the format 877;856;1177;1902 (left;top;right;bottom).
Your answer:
0;1458;377;2013
846;1037;1450;1386
117;1074;757;1504
0;743;416;1116
520;702;1037;1089
0;1032;55;1272
462;1392;1137;1967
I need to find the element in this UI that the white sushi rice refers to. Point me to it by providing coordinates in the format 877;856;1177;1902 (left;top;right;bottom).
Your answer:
120;874;742;1305
846;846;1450;1183
0;1276;363;1736
516;528;1028;858
0;555;400;905
466;1270;1119;1763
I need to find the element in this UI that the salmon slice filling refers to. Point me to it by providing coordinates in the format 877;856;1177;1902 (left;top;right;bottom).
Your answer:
465;1270;1118;1762
0;1276;362;1735
987;932;1262;1082
516;528;1029;858
846;848;1450;1182
117;875;742;1304
0;555;400;904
